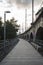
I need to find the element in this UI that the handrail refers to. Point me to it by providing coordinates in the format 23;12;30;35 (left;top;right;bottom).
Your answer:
34;39;43;47
0;38;19;50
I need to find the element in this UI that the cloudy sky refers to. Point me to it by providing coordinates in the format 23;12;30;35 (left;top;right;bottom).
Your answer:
0;0;43;33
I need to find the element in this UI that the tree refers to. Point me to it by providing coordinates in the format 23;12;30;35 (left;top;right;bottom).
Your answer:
7;18;20;39
10;17;19;32
0;17;2;39
0;17;2;27
0;17;19;40
6;20;17;39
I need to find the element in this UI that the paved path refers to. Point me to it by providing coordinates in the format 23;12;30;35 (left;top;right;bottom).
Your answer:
0;39;43;65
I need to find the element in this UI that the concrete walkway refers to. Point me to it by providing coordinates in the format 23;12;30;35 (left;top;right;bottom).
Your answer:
0;39;43;65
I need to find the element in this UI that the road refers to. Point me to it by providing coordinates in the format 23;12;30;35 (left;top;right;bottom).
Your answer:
0;39;43;65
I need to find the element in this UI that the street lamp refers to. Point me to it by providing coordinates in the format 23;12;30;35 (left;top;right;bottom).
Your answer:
4;11;11;48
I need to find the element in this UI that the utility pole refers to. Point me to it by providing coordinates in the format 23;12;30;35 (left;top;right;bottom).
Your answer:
22;22;23;33
32;0;34;23
25;9;27;31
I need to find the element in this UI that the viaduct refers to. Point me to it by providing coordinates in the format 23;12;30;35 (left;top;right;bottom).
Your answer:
19;7;43;49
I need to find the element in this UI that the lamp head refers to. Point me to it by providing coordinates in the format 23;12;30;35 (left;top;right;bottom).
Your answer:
5;11;11;13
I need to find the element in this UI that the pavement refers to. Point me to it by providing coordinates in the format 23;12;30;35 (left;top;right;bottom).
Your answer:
0;39;43;65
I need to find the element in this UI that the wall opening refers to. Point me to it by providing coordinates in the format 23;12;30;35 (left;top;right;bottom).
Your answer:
36;27;43;41
30;33;33;41
27;34;29;40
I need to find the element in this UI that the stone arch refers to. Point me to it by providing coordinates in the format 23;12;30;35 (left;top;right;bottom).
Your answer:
36;27;43;41
30;32;33;41
24;35;26;39
27;34;29;40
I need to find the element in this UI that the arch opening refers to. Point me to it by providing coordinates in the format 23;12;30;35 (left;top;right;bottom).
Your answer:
27;34;29;40
36;27;43;41
30;33;33;41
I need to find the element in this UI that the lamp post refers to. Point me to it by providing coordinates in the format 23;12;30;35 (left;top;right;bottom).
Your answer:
4;11;10;48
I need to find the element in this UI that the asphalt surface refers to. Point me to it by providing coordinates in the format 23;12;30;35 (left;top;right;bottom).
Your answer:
0;39;43;65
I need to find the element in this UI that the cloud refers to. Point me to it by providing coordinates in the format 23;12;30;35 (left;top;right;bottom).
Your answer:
0;0;3;2
7;0;42;8
7;0;32;8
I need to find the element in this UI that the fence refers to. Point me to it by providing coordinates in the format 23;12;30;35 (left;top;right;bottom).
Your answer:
0;38;19;62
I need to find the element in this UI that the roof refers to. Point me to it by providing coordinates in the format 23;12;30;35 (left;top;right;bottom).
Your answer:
36;7;43;15
33;10;43;25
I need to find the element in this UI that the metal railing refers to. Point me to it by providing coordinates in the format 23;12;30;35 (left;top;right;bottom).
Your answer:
0;38;19;50
34;39;43;47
